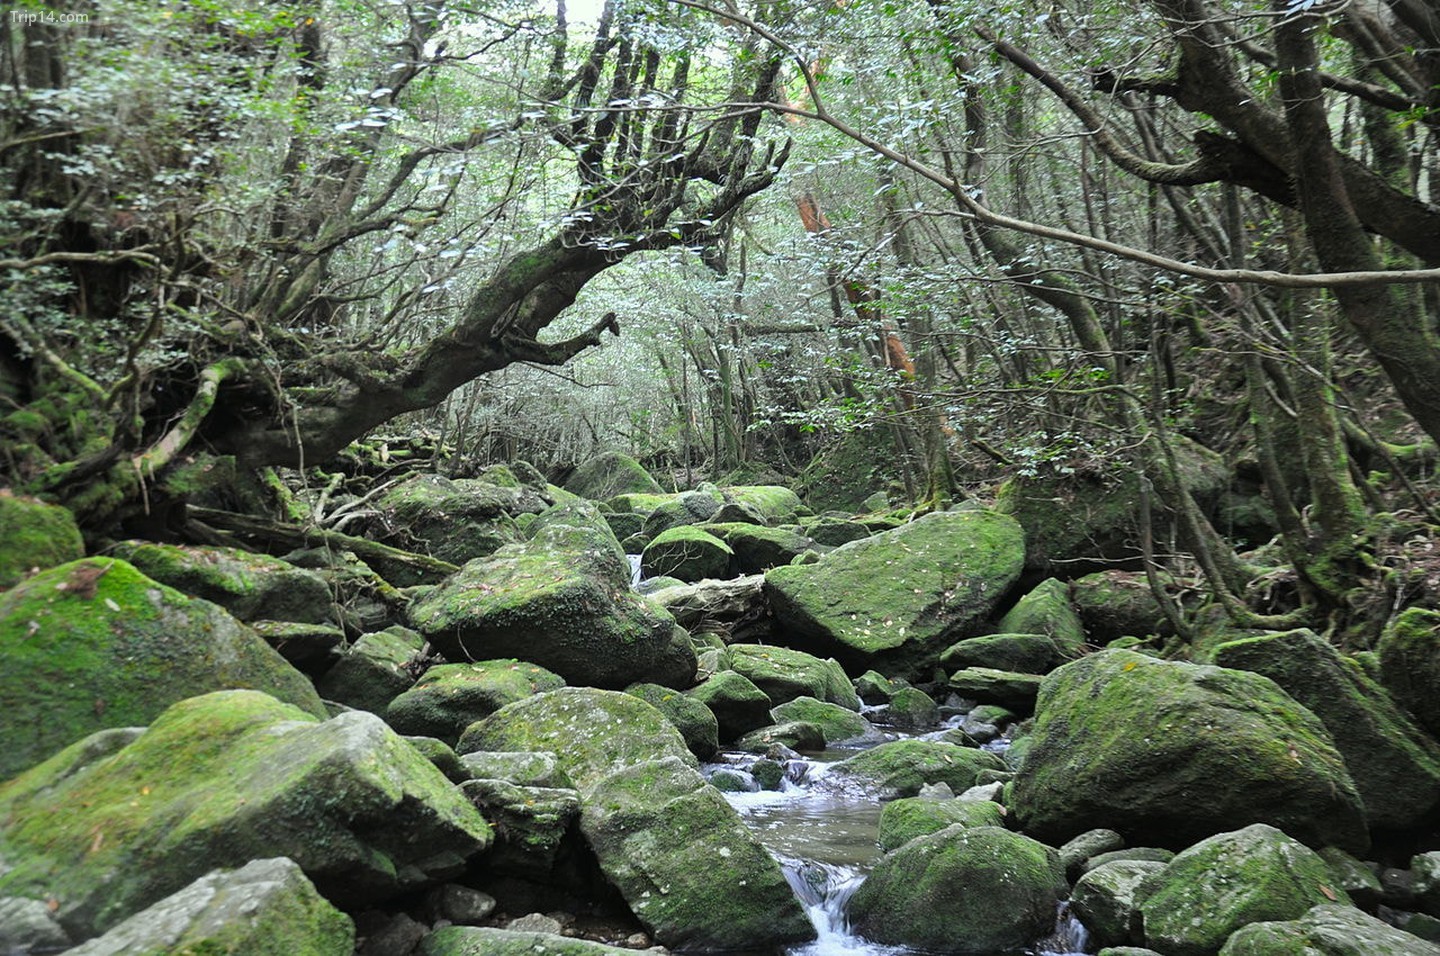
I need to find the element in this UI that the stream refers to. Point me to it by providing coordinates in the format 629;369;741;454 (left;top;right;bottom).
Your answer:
706;726;1090;956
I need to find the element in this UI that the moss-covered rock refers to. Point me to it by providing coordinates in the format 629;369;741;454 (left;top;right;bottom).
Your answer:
626;683;720;759
876;796;1006;851
0;492;84;589
719;485;804;523
64;857;354;956
686;670;774;741
1212;628;1440;831
0;690;491;940
409;509;694;689
563;452;663;500
640;489;724;537
0;558;326;780
703;522;813;573
883;686;939;728
797;427;900;514
854;669;902;703
770;696;869;743
802;515;874;548
646;574;766;634
419;926;638;955
763;511;1025;676
455;689;812;950
386;660;566;745
1011;650;1367;853
1071;570;1178;643
849;825;1066;952
457;777;580;881
110;541;331;624
948;667;1043;712
728;643;861;709
997;578;1087;653
1071;860;1165;949
940;632;1070;675
640;526;734;582
1140;824;1353;956
1378;608;1440;739
832;739;1007;797
1219;903;1440;956
735;721;826;753
315;626;425;714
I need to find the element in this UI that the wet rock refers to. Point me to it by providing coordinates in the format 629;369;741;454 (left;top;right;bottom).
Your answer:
0;492;84;588
884;686;940;728
1218;903;1440;956
111;541;332;623
0;690;491;940
686;670;774;741
1140;824;1351;956
387;659;565;746
832;739;1007;797
64;858;353;955
1011;649;1367;853
626;683;720;759
764;511;1025;676
877;796;1006;851
1071;859;1164;949
640;526;733;582
849;825;1066;953
770;696;868;743
736;721;826;754
728;643;861;709
0;558;325;779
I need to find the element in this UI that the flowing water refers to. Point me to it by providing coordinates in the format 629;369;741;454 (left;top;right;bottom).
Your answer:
711;733;1091;956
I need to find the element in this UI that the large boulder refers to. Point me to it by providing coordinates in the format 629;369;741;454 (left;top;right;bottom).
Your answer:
1010;649;1367;853
940;632;1070;674
625;683;720;759
703;523;813;573
1378;608;1440;738
0;691;491;941
763;511;1025;675
849;825;1066;953
1220;904;1440;956
563;451;662;499
721;485;804;524
110;541;331;623
64;858;354;956
409;507;695;689
457;689;813;951
0;492;84;589
996;577;1087;653
315;626;425;714
727;643;861;709
640;489;725;537
640;526;734;582
832;739;1007;797
1140;824;1352;956
1071;860;1166;949
1071;570;1179;643
685;670;775;741
770;696;869;744
1212;628;1440;831
876;796;1006;852
0;558;326;780
386;660;566;745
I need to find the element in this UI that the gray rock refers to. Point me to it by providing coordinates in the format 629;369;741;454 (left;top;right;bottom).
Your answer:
316;626;425;714
0;896;72;952
1070;860;1164;949
1059;828;1126;880
1219;903;1440;955
419;926;637;955
506;913;564;935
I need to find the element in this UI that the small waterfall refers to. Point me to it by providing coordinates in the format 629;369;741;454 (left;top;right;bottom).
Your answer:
780;858;889;955
626;554;643;588
1034;900;1091;956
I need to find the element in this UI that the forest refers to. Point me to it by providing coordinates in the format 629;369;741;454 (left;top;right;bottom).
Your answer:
3;0;1440;952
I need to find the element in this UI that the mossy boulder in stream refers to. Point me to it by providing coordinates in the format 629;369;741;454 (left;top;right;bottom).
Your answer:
1219;903;1440;956
1140;824;1352;956
1378;608;1440;739
685;669;774;741
763;510;1025;675
849;825;1066;953
1010;649;1367;853
409;505;695;689
940;632;1071;675
727;643;861;709
456;689;813;951
1212;628;1440;831
770;696;869;744
640;526;733;582
722;485;805;523
0;558;326;780
386;660;566;745
877;796;1007;851
703;523;813;573
0;690;491;941
0;492;84;588
1071;859;1167;949
996;577;1087;653
109;541;331;623
563;451;663;499
832;739;1007;797
63;857;354;956
625;682;720;759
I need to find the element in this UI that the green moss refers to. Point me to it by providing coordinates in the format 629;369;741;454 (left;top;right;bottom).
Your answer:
386;659;566;745
111;541;331;624
1378;607;1440;738
940;632;1069;675
640;526;733;582
876;796;1006;851
563;452;663;499
727;643;860;709
770;696;868;744
833;739;1007;796
0;558;325;780
0;493;84;588
996;578;1086;652
721;486;803;523
626;683;720;759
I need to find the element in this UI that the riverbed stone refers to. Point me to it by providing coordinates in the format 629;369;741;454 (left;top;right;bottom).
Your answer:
704;523;813;573
832;739;1007;797
849;825;1066;953
409;506;695;689
457;689;813;950
728;643;861;709
641;526;734;582
1378;608;1440;739
564;451;662;499
1071;859;1164;949
804;515;873;547
1084;848;1176;873
948;666;1043;711
641;489;724;537
686;669;774;741
1211;628;1440;831
110;541;332;623
0;558;326;780
1140;824;1352;956
877;796;1007;851
1218;903;1440;956
0;491;84;588
1070;570;1177;643
884;686;939;728
386;659;565;745
1010;649;1367;853
940;632;1068;674
996;577;1087;653
419;925;638;955
63;857;354;956
736;720;827;753
316;626;425;714
626;682;720;759
764;510;1025;675
770;696;869;743
1059;828;1126;878
0;690;491;940
723;485;805;524
646;574;765;633
0;896;72;953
